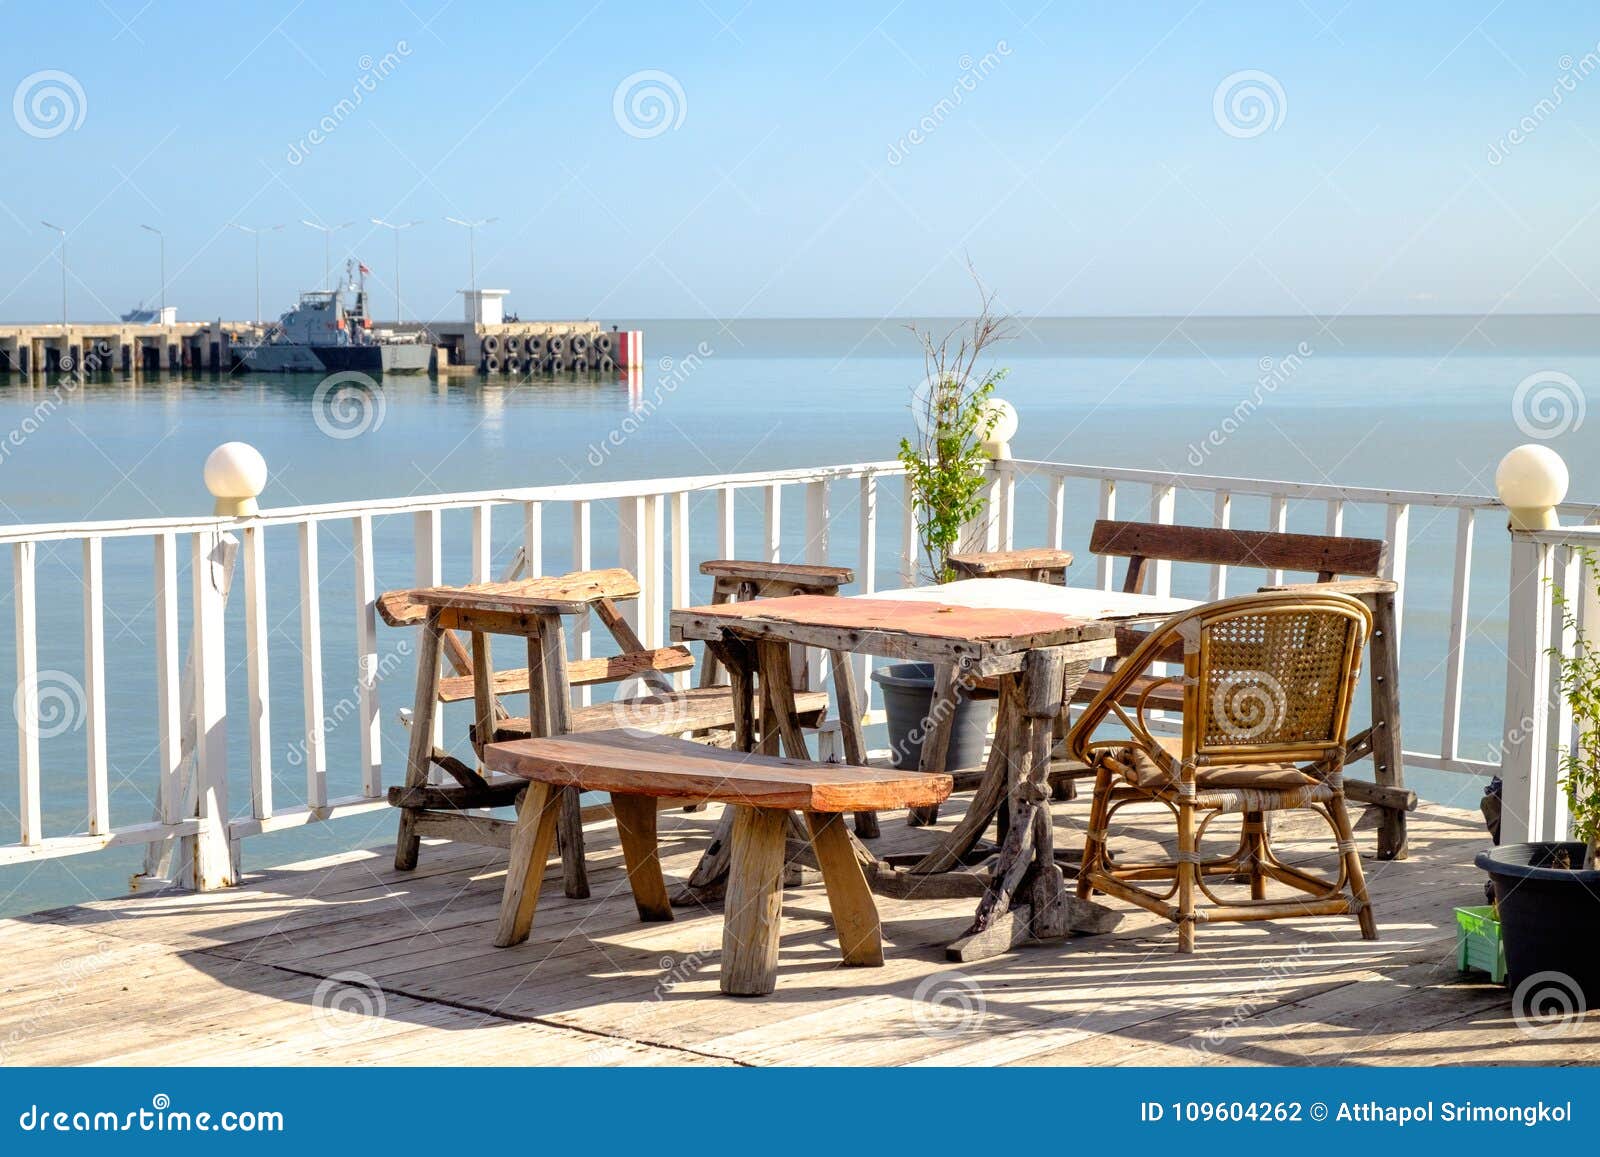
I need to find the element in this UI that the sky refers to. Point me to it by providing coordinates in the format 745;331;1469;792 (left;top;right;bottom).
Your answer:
1;0;1598;323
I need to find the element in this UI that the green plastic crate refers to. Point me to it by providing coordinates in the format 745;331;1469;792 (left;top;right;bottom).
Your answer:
1455;905;1507;983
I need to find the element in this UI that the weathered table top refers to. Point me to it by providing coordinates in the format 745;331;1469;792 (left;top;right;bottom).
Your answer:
866;577;1197;620
671;591;1118;672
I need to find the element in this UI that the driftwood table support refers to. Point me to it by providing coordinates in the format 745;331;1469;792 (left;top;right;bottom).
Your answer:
827;648;879;839
908;661;962;827
670;591;1121;963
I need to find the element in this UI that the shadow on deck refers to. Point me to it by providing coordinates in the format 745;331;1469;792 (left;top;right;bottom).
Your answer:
2;800;1590;1066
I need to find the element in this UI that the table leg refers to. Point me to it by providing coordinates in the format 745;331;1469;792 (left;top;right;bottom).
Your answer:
532;612;588;899
908;661;962;827
394;612;443;871
946;652;1118;962
827;648;879;839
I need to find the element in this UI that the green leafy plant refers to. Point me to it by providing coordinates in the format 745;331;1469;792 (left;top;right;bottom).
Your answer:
1550;547;1600;869
897;276;1012;583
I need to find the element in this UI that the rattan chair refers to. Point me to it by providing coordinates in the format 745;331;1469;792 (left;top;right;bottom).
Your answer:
1068;590;1377;952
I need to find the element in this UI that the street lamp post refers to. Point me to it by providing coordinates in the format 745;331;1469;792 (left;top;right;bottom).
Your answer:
371;218;422;323
139;224;165;316
231;223;285;326
444;216;498;294
41;221;66;330
300;219;354;289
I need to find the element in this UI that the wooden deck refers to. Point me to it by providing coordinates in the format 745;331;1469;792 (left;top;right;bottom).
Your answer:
2;798;1592;1066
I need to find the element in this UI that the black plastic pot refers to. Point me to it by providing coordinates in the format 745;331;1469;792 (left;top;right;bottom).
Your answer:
1476;841;1600;1000
870;662;995;772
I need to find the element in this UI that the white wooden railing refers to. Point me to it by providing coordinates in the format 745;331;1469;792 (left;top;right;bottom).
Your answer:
0;444;1586;890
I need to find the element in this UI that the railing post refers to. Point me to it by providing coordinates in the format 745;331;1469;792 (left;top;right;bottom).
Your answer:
958;397;1017;556
1496;445;1568;845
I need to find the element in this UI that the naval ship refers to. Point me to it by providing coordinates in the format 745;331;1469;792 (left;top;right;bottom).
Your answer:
231;260;433;373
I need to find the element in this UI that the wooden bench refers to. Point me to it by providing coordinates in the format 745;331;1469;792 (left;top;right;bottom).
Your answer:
1063;519;1412;859
485;730;952;996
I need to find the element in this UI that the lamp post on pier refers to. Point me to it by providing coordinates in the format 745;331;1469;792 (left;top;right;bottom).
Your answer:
300;219;354;289
370;218;422;323
231;223;285;326
139;224;166;316
444;216;497;294
41;221;67;330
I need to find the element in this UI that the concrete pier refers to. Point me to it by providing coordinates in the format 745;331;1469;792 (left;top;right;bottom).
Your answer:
0;321;251;377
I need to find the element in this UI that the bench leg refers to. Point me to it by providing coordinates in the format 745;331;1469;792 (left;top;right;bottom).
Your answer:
394;616;443;871
556;788;590;898
721;806;787;996
494;783;564;947
806;812;883;967
613;792;673;922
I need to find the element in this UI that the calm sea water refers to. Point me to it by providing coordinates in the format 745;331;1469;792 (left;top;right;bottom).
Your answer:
1;313;1596;916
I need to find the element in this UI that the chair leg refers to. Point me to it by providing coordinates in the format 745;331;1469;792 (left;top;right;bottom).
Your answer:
1175;797;1197;953
721;806;788;996
1328;790;1378;940
613;793;673;922
1076;766;1114;900
493;783;563;947
1243;810;1268;901
805;811;883;967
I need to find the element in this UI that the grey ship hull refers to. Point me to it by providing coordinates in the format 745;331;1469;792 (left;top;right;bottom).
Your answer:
232;342;431;374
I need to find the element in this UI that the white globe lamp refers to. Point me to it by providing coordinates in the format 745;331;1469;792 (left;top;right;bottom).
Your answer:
204;442;268;517
981;398;1018;459
1495;444;1568;531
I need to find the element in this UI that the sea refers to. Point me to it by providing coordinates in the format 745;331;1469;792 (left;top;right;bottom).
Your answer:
0;313;1595;916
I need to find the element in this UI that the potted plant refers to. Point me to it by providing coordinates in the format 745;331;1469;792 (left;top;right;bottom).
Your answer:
1477;550;1600;1004
871;279;1010;778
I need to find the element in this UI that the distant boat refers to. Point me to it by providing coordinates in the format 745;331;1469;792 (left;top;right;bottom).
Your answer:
230;260;433;374
120;304;177;325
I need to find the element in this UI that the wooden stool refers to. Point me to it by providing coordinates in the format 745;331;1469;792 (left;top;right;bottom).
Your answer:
485;729;952;996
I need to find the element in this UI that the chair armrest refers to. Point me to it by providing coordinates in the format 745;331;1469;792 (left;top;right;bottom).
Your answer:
1257;577;1398;598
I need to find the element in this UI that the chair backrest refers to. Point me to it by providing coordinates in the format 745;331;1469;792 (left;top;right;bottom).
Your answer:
1088;520;1385;594
1190;593;1370;762
1073;591;1371;766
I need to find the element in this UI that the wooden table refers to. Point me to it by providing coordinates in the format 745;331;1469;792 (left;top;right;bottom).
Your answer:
671;583;1182;961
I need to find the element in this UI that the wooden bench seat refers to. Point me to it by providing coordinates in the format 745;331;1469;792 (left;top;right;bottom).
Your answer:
480;685;830;743
486;731;952;995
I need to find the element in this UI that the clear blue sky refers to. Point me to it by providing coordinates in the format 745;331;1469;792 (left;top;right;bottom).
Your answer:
2;0;1597;323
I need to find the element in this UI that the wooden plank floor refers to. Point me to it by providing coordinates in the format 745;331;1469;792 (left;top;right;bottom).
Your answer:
2;798;1592;1066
